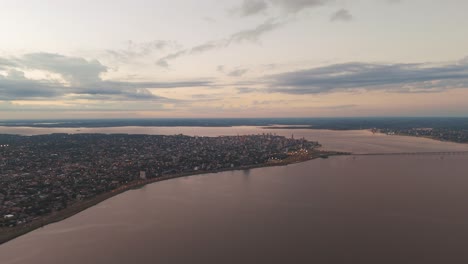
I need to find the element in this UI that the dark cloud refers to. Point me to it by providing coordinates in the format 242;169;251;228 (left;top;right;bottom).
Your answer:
236;87;261;94
216;65;250;77
101;80;211;89
191;41;226;54
155;59;170;68
270;0;332;13
0;53;212;101
268;61;468;94
191;94;213;99
231;0;332;16
157;42;232;68
330;9;353;22
0;74;64;100
228;68;249;77
233;0;268;17
230;19;283;43
0;100;170;112
156;50;189;68
322;104;358;109
252;100;284;105
190;94;223;101
71;87;167;101
202;16;216;23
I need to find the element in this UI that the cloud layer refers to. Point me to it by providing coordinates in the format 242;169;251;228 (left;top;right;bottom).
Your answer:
0;53;211;101
233;0;332;16
268;61;468;94
270;0;331;13
234;0;268;17
330;9;353;22
157;19;284;67
105;40;178;63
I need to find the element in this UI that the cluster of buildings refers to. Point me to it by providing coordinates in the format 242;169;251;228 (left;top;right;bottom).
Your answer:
0;133;319;227
379;128;468;143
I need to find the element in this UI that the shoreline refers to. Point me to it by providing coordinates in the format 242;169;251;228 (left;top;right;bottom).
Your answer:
0;124;468;145
1;125;467;145
263;127;468;145
0;151;347;245
369;130;468;145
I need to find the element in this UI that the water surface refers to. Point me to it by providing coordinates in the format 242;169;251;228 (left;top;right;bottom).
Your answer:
1;127;468;263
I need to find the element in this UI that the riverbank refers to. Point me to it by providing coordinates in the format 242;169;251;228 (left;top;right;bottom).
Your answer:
371;130;468;145
0;150;348;245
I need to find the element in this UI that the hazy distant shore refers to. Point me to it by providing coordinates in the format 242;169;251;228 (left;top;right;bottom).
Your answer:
2;117;467;145
1;117;467;130
0;151;346;245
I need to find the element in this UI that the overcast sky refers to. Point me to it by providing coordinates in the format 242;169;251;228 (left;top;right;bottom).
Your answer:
1;0;468;119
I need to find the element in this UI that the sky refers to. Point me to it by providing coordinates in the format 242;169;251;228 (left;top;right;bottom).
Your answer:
1;0;468;119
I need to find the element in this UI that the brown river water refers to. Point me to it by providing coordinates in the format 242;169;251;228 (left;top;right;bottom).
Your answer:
1;127;468;263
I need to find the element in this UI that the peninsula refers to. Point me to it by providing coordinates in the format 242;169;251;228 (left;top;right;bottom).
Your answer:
0;133;344;244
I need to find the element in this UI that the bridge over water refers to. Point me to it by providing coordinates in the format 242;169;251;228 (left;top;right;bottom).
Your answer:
354;151;468;156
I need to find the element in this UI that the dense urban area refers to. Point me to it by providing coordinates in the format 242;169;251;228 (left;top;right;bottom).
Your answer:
379;128;468;143
0;133;320;228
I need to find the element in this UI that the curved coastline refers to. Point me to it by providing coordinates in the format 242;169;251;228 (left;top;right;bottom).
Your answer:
0;151;346;245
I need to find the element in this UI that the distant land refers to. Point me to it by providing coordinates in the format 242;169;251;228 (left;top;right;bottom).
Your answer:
1;117;468;130
1;117;468;143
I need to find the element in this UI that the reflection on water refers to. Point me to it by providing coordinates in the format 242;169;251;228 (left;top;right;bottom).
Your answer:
1;128;468;263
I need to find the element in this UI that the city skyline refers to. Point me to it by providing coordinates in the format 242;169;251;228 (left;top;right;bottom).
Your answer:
1;0;468;119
